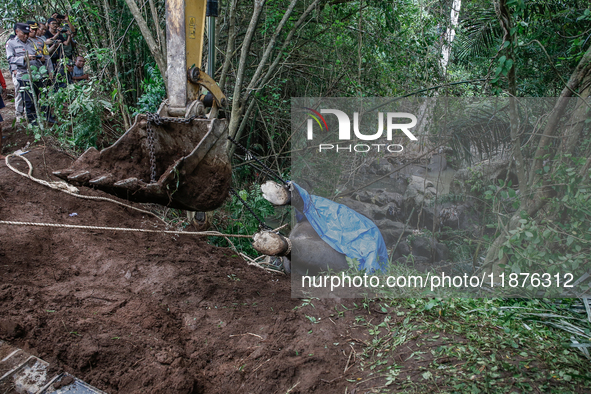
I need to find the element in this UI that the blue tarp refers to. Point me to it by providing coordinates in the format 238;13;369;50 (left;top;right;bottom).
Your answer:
292;182;389;273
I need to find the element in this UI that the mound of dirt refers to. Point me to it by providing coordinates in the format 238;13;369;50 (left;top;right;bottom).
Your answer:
0;144;371;393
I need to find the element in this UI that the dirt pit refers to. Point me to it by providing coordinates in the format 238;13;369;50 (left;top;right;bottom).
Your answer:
0;140;375;394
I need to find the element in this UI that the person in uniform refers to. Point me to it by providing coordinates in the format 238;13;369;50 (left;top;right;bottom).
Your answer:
6;23;46;124
27;21;54;83
37;22;47;39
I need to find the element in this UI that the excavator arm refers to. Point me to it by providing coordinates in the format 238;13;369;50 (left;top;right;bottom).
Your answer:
165;0;226;114
54;0;232;211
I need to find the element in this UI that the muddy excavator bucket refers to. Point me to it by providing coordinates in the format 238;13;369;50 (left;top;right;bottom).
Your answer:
53;114;232;211
54;1;233;211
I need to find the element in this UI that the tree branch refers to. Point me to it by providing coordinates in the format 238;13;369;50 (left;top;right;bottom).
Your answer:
123;0;166;83
245;0;299;96
229;0;266;139
219;0;238;91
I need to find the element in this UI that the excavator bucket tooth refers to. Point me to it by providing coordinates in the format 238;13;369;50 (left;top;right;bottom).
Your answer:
113;177;142;191
52;169;75;178
54;114;232;211
89;174;114;186
68;171;92;183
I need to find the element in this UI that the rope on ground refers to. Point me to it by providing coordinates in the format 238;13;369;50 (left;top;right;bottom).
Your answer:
0;220;254;238
4;153;167;224
0;220;290;273
2;154;292;273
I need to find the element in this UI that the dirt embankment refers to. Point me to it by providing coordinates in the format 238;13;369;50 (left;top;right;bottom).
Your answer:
0;135;370;393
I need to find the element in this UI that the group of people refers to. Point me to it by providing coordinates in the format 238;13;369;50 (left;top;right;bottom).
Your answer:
3;12;89;129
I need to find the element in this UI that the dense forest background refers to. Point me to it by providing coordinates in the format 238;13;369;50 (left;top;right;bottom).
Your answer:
2;0;589;149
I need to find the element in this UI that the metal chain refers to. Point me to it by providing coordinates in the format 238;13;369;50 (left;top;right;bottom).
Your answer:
142;116;280;232
229;187;273;231
227;135;288;186
146;113;158;183
145;113;198;183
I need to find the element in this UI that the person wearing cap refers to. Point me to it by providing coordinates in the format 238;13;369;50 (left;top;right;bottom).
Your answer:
27;21;54;79
5;25;25;121
6;23;46;124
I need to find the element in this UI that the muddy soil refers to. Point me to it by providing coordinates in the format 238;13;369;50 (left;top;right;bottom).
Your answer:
0;75;375;393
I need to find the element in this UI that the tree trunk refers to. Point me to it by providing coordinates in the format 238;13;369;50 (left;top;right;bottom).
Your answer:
219;0;238;92
482;36;591;273
441;0;461;72
124;0;167;84
228;0;266;140
230;0;321;154
148;0;166;60
103;0;131;129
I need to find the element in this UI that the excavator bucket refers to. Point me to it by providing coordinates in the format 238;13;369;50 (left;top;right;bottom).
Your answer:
54;1;233;212
53;114;232;211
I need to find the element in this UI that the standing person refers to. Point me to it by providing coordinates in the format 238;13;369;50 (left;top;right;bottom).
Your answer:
37;22;47;39
5;25;24;121
72;56;88;81
6;23;46;124
27;21;53;79
44;17;71;78
0;70;6;159
53;13;77;60
36;22;53;73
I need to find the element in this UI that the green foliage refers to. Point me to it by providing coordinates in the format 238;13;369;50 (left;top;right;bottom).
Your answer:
132;65;166;116
455;1;591;96
466;167;486;193
33;74;112;151
210;185;275;256
354;297;591;391
485;158;591;296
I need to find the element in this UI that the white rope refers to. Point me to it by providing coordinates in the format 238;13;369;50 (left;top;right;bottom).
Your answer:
1;153;290;243
0;220;253;238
